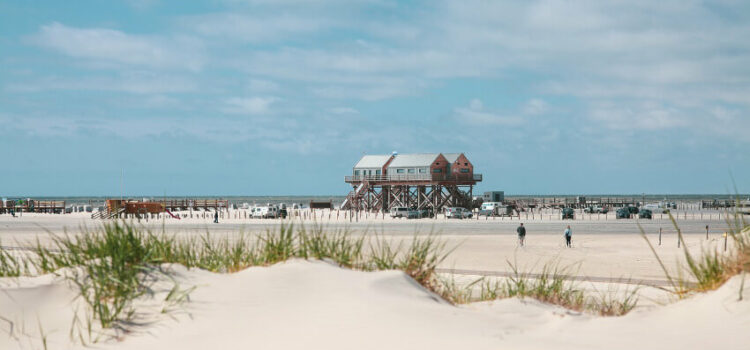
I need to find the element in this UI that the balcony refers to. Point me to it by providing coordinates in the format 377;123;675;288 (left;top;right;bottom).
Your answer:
345;173;482;183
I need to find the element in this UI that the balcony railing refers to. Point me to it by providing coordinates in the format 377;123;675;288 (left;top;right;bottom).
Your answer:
345;173;482;182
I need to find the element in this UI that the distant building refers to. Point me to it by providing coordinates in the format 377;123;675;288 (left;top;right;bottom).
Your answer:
343;152;481;211
483;191;504;202
349;152;477;182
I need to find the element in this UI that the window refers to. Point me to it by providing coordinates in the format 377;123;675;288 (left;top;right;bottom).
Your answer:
460;168;469;173
433;169;442;173
397;169;405;174
354;170;360;175
376;170;381;175
464;163;468;166
418;168;426;173
407;168;415;174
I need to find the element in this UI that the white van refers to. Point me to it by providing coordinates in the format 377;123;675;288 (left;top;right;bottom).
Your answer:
390;207;409;218
479;202;501;216
252;206;279;219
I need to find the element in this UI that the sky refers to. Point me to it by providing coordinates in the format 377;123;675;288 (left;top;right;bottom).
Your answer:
1;0;749;196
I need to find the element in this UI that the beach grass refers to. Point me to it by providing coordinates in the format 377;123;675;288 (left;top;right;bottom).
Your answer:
469;258;637;316
640;208;749;298
0;221;450;332
0;242;29;277
9;215;733;337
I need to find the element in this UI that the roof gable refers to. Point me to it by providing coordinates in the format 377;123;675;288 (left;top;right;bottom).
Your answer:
387;153;441;168
443;153;463;163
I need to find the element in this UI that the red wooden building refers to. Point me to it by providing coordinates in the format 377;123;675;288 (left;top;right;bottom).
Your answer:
342;152;481;211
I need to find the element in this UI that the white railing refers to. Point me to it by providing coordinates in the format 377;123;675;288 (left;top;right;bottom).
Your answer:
345;173;482;182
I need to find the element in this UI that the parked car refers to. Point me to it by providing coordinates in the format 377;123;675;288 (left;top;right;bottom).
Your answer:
445;207;473;219
584;206;608;214
418;208;435;218
562;207;575;220
627;206;639;214
279;208;288;219
406;208;421;219
616;208;631;219
390;207;409;218
638;209;653;219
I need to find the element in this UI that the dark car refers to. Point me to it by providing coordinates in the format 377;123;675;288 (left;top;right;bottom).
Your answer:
638;209;653;219
279;208;288;219
616;208;631;219
419;208;435;218
562;207;575;220
627;206;639;214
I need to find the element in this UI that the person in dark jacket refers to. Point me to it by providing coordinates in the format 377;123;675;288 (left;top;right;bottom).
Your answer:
517;223;526;247
564;225;572;247
214;210;219;223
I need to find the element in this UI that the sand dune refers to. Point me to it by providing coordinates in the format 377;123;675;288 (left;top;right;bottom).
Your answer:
2;260;748;350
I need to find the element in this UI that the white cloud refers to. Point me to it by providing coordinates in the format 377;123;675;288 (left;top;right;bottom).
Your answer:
454;99;524;126
185;13;330;43
311;82;422;101
588;101;687;131
218;0;750;111
125;0;159;10
30;22;204;71
12;0;750;149
522;98;548;115
222;96;279;115
329;107;359;115
5;72;196;94
247;79;280;92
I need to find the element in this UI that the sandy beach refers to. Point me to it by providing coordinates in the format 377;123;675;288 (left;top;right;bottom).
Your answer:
0;209;734;282
2;259;748;350
2;209;747;350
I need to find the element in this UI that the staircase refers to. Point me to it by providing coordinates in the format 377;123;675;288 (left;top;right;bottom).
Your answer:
91;207;126;220
341;182;368;210
446;187;472;209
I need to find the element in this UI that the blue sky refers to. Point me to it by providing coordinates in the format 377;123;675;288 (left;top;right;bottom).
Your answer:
1;0;748;196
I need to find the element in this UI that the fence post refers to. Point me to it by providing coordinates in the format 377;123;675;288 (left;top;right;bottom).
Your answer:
706;225;709;240
724;232;728;252
659;227;662;246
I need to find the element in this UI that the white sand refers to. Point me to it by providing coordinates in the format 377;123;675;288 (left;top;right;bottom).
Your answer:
2;212;745;349
2;260;749;350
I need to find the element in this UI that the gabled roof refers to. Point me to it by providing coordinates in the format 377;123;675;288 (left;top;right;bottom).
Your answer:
443;153;463;163
353;155;392;169
387;153;441;168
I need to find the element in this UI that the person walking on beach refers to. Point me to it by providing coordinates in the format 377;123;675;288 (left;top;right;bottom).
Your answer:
517;223;526;247
564;225;572;248
214;210;219;224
